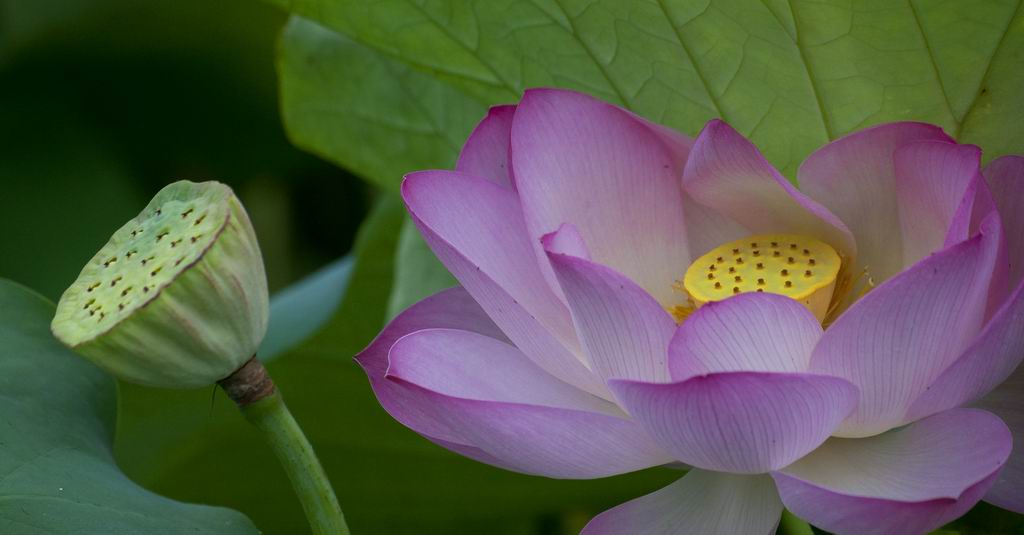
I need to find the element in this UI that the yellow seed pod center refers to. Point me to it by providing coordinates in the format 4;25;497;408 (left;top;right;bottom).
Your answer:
682;234;841;321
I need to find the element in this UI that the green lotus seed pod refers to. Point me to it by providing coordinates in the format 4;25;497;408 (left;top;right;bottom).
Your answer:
51;180;269;389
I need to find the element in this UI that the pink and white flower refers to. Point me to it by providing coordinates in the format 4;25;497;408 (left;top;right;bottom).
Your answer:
357;88;1024;535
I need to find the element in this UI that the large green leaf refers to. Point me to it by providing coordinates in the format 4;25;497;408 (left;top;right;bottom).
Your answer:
274;0;1023;181
278;16;487;191
0;279;257;534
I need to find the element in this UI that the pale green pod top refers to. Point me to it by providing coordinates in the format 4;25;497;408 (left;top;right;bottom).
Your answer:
52;180;269;388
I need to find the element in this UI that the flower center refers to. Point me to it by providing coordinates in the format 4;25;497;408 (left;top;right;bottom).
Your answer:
679;234;841;322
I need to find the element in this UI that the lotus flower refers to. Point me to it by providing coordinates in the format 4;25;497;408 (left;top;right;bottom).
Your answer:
357;88;1024;535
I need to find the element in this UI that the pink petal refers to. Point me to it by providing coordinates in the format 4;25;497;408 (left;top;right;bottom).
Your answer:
511;88;690;306
540;223;590;260
426;436;520;473
985;155;1024;289
946;170;998;248
682;119;855;260
893;141;982;264
810;217;1003;437
772;409;1011;535
456;104;514;188
630;119;748;258
357;287;508;443
798;122;954;283
906;280;1024;421
631;121;747;262
681;192;750;259
946;173;1008;318
356;287;554;473
668;293;823;381
581;470;783;535
403;170;609;398
385;328;674;478
546;250;675;384
610;372;858;474
387;329;616;413
975;364;1024;513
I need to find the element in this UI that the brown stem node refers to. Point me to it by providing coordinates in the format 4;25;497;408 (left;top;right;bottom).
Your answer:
218;355;275;407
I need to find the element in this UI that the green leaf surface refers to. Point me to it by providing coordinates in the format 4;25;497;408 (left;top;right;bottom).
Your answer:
274;0;1024;180
0;279;257;534
278;16;487;191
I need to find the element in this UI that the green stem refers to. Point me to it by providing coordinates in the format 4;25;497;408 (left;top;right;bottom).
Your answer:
241;391;349;535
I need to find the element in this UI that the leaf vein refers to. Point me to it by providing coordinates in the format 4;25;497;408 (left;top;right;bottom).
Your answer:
545;0;632;107
653;0;725;119
785;0;835;140
956;0;1023;139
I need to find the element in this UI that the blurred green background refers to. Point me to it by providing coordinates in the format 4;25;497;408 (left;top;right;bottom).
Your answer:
0;0;369;300
3;0;1023;534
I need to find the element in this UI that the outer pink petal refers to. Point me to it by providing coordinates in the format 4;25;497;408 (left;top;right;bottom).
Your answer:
985;155;1024;289
772;409;1011;535
893;141;982;264
402;170;608;398
609;372;858;474
546;250;675;384
387;329;617;414
356;286;502;433
581;470;783;535
385;329;674;478
810;217;1002;437
456;104;514;188
974;364;1024;513
511;88;690;306
668;293;822;381
906;279;1024;421
682;119;855;260
356;286;520;469
798;122;954;283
